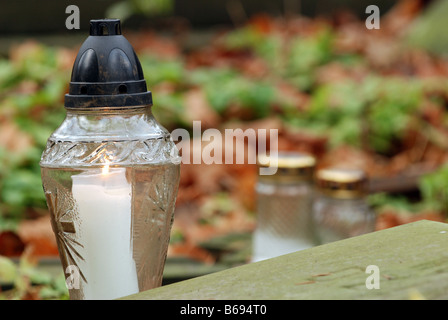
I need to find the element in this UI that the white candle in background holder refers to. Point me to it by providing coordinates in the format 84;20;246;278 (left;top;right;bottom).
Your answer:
72;165;139;300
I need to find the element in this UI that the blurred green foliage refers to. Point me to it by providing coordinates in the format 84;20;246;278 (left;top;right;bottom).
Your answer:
406;0;448;57
0;43;68;229
223;26;333;91
289;76;423;152
0;253;68;300
367;163;448;217
419;165;448;213
189;68;275;117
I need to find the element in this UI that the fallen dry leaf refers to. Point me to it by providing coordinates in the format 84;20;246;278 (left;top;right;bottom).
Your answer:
0;231;25;257
184;88;220;129
311;272;332;277
17;215;59;257
0;120;33;153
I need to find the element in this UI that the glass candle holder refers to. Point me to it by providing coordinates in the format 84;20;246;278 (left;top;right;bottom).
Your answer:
312;168;375;245
40;19;180;300
252;152;317;262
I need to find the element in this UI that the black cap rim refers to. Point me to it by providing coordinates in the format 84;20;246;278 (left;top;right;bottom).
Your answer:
64;91;153;109
65;19;152;109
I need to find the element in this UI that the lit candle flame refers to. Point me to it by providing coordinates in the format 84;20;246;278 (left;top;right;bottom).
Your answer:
102;163;110;175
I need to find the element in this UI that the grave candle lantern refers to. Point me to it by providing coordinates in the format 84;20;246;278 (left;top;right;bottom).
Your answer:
252;152;317;262
40;19;181;300
312;168;375;244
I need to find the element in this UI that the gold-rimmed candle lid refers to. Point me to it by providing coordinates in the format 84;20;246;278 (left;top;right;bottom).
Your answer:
315;167;367;199
257;151;316;182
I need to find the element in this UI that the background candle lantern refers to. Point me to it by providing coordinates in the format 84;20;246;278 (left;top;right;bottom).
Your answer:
252;152;317;262
312;167;375;244
40;19;181;300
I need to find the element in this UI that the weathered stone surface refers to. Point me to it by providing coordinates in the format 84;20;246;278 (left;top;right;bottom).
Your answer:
122;220;448;300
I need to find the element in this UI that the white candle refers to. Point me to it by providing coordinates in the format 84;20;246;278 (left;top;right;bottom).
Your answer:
72;166;139;300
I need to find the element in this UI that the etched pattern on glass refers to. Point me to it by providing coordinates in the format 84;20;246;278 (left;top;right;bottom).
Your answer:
131;164;180;290
40;135;178;168
45;190;85;273
253;183;315;262
312;197;375;244
42;172;87;300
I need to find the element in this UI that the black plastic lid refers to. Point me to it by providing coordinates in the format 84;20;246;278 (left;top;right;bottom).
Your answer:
64;19;153;108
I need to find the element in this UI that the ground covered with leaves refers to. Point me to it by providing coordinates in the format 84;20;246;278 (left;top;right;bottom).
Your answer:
1;2;448;299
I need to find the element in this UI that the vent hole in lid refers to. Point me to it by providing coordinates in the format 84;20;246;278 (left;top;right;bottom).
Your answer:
118;84;127;94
